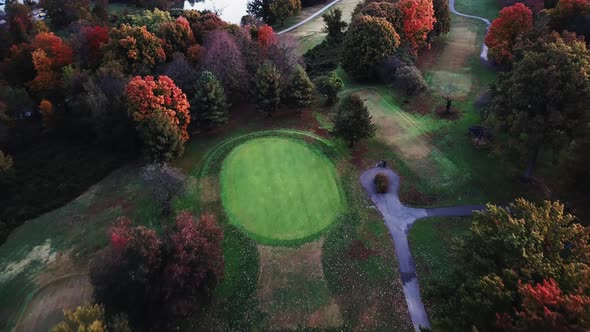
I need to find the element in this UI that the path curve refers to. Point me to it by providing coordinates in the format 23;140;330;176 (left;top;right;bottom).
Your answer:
449;0;492;61
360;167;486;331
277;0;342;35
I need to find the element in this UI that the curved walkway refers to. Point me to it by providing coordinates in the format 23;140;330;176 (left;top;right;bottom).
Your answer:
360;167;486;331
449;0;492;61
277;0;342;34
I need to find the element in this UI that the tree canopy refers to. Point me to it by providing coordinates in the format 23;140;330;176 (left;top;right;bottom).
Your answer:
342;15;401;80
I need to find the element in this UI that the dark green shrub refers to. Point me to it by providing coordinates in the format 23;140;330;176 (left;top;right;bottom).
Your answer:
374;173;389;193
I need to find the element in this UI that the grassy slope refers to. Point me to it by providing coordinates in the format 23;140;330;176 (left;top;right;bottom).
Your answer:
454;0;500;19
221;137;344;243
408;217;471;320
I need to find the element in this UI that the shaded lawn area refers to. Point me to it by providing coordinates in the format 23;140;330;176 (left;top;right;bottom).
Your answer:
0;140;129;242
454;0;500;20
408;217;471;320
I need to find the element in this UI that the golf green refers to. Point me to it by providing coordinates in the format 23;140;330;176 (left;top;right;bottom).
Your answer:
220;137;344;243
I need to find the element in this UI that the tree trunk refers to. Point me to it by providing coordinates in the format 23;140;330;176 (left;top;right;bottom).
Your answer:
522;146;539;182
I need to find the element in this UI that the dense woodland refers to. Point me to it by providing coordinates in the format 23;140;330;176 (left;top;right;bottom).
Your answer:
0;0;589;330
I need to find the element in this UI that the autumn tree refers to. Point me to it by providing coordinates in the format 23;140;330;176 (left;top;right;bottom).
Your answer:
485;3;533;65
256;24;279;49
322;8;349;43
395;0;437;54
103;25;166;75
255;61;282;116
90;217;163;326
6;2;34;43
434;199;590;331
162;212;224;317
342;15;401;80
432;0;451;36
80;26;110;68
548;0;590;41
185;12;227;43
127;8;173;33
157;16;195;58
361;1;403;29
202;30;248;98
90;212;224;327
315;71;343;106
39;99;54;129
191;71;230;128
287;64;315;108
50;304;107;332
41;0;92;28
28;32;74;95
270;0;302;26
160;53;197;96
0;43;36;86
496;278;590;331
125;75;190;162
488;32;590;179
83;61;134;148
333;93;376;147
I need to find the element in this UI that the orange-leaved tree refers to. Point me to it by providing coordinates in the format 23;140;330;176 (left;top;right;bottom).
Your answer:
125;75;190;162
28;32;74;95
485;3;533;65
395;0;437;54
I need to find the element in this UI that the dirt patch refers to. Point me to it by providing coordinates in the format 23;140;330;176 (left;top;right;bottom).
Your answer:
257;239;343;330
422;18;481;98
348;240;377;260
15;274;93;332
34;252;86;287
434;106;461;120
399;187;437;206
199;176;220;204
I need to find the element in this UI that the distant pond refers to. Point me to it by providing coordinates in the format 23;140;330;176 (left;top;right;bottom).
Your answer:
183;0;249;24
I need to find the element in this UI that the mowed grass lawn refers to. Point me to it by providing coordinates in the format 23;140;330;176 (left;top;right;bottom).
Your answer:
408;217;471;319
220;137;345;244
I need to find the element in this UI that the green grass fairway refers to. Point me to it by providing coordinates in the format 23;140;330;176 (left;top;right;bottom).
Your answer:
221;137;344;244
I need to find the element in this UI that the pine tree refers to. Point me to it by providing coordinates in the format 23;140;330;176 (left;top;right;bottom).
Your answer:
254;61;282;116
333;93;376;147
287;65;314;108
191;71;229;129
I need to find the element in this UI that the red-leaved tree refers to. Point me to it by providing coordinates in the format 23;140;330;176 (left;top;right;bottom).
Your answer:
395;0;437;54
202;30;248;97
496;278;590;331
125;75;190;161
485;3;533;65
28;32;74;95
257;24;278;49
163;212;224;316
81;26;109;68
90;212;224;328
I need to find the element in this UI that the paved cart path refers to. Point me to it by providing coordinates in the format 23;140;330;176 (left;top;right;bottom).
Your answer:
449;0;492;61
360;167;486;331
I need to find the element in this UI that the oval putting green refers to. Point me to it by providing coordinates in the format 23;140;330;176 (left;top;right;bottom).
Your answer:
221;137;344;243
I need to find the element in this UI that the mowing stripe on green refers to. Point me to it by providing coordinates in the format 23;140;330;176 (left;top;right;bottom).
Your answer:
221;137;344;243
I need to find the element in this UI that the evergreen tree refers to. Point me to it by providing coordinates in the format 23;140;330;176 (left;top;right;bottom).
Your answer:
191;71;230;129
254;61;282;116
287;65;314;108
333;93;376;147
